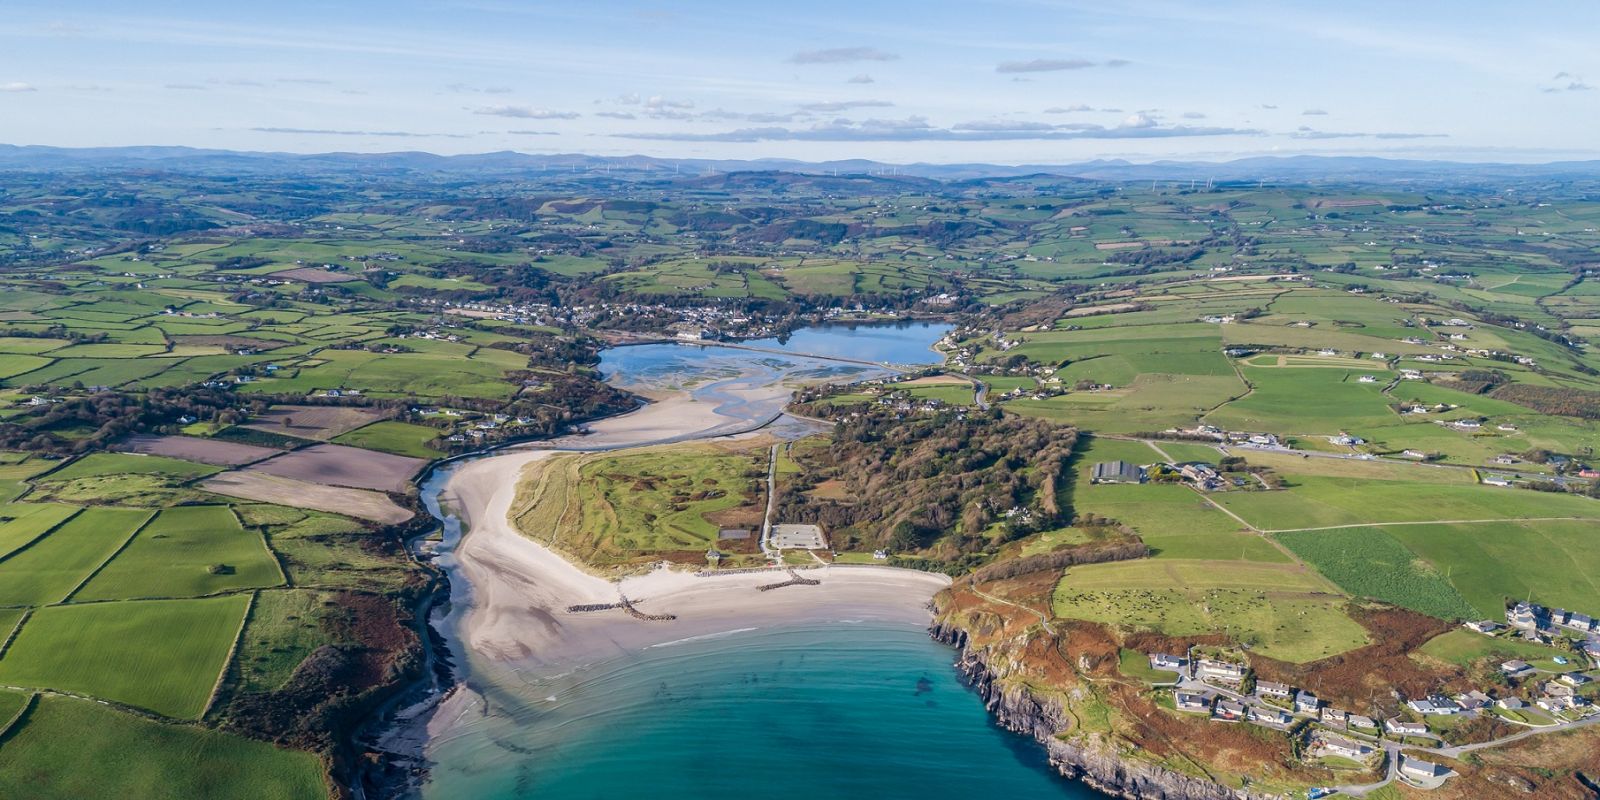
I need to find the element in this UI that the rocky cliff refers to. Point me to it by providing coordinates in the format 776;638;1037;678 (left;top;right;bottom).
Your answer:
930;621;1273;800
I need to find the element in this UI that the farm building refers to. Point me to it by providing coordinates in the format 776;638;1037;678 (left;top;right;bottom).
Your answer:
1091;460;1144;484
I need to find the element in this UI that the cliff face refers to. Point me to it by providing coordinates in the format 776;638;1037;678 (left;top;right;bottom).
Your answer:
930;622;1270;800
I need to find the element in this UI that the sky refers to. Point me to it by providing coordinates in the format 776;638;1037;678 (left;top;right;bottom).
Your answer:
1;0;1597;164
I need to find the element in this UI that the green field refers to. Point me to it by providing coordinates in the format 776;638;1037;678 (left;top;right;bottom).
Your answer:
0;503;79;560
1276;528;1478;620
230;589;340;694
40;452;222;482
1117;648;1180;683
0;694;327;800
1205;367;1397;434
0;507;153;606
1068;437;1285;562
1416;629;1575;671
0;595;249;718
74;506;283;601
1052;559;1367;663
1212;474;1600;531
513;443;763;566
331;420;445;458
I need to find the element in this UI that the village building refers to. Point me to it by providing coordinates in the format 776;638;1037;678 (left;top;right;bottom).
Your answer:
1148;653;1185;671
1386;719;1428;737
1213;700;1245;721
1408;696;1460;716
1455;691;1492;712
1400;756;1449;784
1256;681;1293;700
1195;659;1247;685
1247;705;1292;728
1294;691;1321;714
1175;691;1213;713
1316;736;1371;760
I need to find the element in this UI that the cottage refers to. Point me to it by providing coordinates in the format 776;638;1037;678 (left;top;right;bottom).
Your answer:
1256;681;1293;700
1385;719;1428;737
1496;697;1526;710
1247;705;1292;728
1175;691;1213;713
1407;697;1460;716
1464;620;1503;634
1294;691;1321;714
1148;653;1185;672
1537;695;1586;713
1348;714;1377;730
1196;659;1247;684
1506;602;1541;631
1455;691;1492;711
1400;757;1446;781
1500;659;1536;679
1317;736;1371;760
1542;682;1576;699
1091;460;1144;484
1559;672;1594;688
1213;700;1245;721
1320;707;1348;727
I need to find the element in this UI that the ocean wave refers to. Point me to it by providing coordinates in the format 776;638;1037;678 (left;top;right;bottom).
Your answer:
646;626;759;648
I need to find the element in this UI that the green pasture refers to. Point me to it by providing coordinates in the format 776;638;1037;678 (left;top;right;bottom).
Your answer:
74;506;283;601
1052;559;1366;663
332;420;445;458
0;594;249;718
0;694;327;800
0;507;152;607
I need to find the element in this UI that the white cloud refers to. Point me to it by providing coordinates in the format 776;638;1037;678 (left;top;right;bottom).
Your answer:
797;99;894;112
848;73;875;84
787;47;899;64
1;82;37;92
472;105;580;119
996;58;1096;73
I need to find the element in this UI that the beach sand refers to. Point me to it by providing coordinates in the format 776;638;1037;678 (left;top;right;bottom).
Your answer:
390;384;948;764
437;446;949;673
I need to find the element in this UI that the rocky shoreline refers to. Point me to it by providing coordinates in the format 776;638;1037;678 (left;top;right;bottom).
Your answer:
930;622;1271;800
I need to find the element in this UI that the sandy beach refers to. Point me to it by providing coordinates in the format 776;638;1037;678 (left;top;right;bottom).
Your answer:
436;444;949;672
392;382;949;764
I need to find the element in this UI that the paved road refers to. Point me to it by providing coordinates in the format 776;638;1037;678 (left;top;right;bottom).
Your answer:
759;442;780;561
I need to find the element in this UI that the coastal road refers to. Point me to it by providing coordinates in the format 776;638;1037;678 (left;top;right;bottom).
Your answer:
760;442;780;561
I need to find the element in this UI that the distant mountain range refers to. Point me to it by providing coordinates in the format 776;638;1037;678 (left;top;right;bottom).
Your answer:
4;143;1600;184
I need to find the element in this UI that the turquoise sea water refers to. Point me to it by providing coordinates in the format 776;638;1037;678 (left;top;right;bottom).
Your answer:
425;623;1101;799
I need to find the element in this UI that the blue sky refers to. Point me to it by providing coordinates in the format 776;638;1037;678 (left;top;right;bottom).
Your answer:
1;1;1596;163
